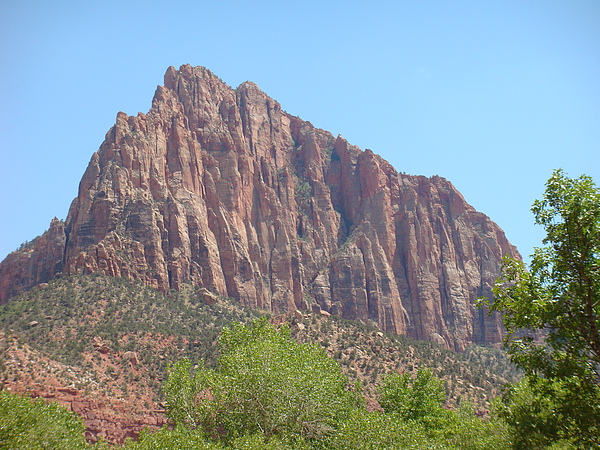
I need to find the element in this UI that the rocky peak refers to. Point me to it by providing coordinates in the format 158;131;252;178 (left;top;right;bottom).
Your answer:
0;65;519;350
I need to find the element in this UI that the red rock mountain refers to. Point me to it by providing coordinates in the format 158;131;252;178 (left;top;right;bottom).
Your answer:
0;65;519;350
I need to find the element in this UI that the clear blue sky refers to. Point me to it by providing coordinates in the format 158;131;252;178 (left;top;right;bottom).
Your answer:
1;0;599;263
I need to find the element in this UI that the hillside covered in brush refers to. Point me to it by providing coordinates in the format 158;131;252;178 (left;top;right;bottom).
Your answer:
0;274;518;444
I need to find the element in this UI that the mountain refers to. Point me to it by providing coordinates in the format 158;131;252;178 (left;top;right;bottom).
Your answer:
0;64;519;350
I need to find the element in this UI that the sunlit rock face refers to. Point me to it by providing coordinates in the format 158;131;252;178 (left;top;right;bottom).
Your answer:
0;65;519;350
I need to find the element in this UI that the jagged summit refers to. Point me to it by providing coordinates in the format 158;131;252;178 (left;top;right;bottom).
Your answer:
0;65;519;350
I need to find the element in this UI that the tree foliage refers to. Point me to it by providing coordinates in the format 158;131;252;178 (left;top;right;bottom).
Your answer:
163;318;361;445
490;169;600;382
123;425;221;450
485;169;600;448
325;408;445;450
0;390;101;449
493;376;598;449
163;346;510;449
378;367;446;423
377;368;509;449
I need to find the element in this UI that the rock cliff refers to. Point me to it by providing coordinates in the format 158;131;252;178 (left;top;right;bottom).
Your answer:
0;65;519;350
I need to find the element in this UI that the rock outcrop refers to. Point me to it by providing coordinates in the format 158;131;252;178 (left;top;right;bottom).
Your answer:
0;217;65;303
0;65;519;350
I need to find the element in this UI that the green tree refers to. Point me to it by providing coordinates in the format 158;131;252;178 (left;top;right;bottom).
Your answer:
492;376;595;449
163;318;361;445
378;367;446;424
325;408;444;450
377;368;510;449
158;318;510;449
123;425;221;450
0;390;104;449
485;169;600;448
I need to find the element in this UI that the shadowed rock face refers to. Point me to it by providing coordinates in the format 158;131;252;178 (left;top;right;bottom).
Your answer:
0;65;519;350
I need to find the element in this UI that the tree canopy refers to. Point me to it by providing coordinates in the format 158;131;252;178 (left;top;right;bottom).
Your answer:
160;317;510;449
163;317;362;445
485;169;600;448
378;367;446;423
0;390;100;449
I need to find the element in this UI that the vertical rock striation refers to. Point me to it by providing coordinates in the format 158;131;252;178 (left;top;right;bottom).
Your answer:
0;65;519;349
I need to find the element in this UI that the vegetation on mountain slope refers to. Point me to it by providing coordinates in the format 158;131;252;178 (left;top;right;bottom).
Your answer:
1;319;513;449
0;274;517;420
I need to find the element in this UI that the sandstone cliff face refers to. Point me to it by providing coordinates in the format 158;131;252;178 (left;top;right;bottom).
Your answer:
0;65;519;350
0;218;65;303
